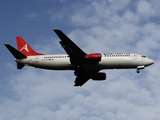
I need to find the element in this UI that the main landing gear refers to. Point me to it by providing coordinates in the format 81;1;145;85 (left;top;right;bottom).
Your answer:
137;69;140;73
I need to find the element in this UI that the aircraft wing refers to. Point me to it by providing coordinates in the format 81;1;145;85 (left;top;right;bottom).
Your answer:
74;75;90;86
54;29;86;64
54;29;99;86
74;70;99;86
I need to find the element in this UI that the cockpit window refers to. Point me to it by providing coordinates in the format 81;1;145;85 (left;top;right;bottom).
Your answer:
142;56;146;58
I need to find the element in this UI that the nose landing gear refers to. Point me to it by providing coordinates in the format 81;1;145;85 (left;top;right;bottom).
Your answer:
136;66;145;73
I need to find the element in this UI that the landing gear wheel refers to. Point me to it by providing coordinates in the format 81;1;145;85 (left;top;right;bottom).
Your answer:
137;69;140;73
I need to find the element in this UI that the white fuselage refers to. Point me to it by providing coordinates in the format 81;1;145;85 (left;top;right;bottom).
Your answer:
16;53;154;72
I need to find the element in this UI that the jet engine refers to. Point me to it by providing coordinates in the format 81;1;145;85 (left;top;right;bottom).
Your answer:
86;53;101;62
92;72;106;80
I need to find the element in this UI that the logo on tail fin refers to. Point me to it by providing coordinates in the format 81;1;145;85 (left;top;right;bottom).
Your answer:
20;44;29;52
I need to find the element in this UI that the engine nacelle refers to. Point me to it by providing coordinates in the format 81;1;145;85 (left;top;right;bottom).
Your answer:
86;53;101;62
92;72;106;81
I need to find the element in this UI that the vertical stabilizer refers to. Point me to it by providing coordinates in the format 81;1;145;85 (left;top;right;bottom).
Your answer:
16;37;44;56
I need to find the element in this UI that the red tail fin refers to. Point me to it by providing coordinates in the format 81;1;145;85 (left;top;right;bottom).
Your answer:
16;37;44;56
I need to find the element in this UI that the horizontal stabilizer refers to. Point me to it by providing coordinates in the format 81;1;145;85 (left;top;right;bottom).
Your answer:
4;44;27;59
17;63;25;69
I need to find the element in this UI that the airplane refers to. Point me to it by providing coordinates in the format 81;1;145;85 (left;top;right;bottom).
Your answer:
5;29;154;86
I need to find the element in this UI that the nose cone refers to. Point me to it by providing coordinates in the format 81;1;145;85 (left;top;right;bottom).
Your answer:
144;58;154;67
